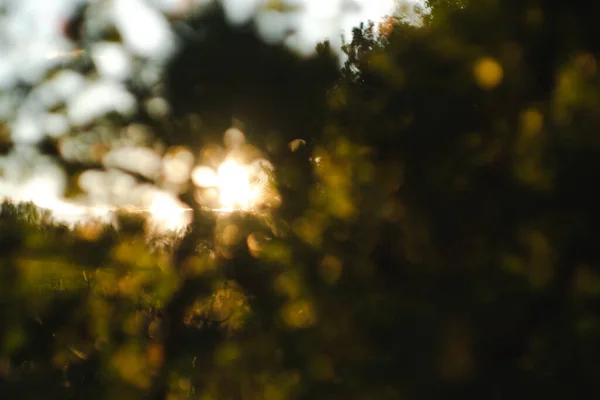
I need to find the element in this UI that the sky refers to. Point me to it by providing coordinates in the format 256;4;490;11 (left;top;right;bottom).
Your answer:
0;0;421;229
224;0;406;52
222;0;422;55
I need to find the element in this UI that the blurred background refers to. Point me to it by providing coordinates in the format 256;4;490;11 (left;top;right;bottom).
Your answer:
0;0;421;229
5;2;600;398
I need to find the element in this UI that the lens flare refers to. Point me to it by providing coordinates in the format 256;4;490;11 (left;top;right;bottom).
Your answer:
192;157;266;211
216;159;259;210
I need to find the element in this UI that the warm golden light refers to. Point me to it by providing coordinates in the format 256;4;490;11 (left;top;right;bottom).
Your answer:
192;157;266;212
216;159;258;210
473;57;503;90
148;192;191;231
6;130;275;230
189;128;277;212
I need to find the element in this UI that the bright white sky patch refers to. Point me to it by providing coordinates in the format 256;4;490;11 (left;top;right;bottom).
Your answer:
112;0;177;60
250;0;402;54
91;42;133;81
67;80;136;126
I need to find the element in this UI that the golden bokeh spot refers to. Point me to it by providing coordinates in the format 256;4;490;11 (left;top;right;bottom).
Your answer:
473;57;503;90
111;346;151;389
117;274;143;297
181;255;213;277
112;241;156;268
223;127;246;149
323;170;347;188
181;256;206;276
163;146;194;184
281;299;317;329
114;241;135;263
221;224;241;246
147;343;164;369
148;318;162;340
520;108;544;137
319;255;343;285
293;216;323;247
123;314;142;336
274;273;302;299
289;138;307;152
247;232;267;258
178;378;191;391
263;241;292;265
210;286;246;322
329;192;356;220
194;187;220;209
199;144;226;169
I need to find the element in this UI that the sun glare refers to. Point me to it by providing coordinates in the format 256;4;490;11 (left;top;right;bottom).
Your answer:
216;159;259;210
148;192;191;231
191;157;266;212
6;130;273;230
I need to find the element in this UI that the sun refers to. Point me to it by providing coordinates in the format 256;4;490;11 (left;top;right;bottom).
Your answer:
216;159;259;210
192;158;264;212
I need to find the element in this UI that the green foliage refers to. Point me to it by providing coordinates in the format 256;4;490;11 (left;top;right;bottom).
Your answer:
3;2;600;399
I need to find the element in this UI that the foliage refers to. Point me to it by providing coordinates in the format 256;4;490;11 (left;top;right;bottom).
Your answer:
3;1;600;399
